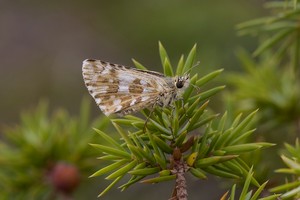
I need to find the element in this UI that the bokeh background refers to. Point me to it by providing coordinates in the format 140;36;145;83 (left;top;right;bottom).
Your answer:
0;1;266;199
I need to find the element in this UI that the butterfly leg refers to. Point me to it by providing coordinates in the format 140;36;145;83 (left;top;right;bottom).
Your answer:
143;105;156;132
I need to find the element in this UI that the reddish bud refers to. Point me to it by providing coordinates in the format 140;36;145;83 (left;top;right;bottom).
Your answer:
50;162;80;194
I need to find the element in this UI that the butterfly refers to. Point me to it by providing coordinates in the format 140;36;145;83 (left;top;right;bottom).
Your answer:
82;59;190;116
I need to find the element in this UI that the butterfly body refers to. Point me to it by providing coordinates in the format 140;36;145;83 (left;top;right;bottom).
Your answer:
82;59;189;116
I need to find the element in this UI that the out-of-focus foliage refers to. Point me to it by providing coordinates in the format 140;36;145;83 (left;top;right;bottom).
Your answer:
0;98;109;199
226;0;300;199
226;50;300;133
237;1;300;68
229;0;300;132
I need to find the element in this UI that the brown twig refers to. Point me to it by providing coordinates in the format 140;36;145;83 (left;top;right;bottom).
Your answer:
169;148;189;200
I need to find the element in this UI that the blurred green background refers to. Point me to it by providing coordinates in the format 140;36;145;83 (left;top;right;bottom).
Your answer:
0;1;266;199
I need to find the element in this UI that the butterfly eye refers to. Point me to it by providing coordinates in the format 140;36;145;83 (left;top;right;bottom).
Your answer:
176;80;184;88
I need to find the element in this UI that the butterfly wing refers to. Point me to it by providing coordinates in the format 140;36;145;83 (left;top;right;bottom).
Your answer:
82;59;168;116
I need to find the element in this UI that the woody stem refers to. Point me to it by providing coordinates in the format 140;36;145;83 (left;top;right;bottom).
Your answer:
170;160;188;200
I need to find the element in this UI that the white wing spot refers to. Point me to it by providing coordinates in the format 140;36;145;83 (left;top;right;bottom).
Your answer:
118;74;136;84
118;85;129;92
115;105;123;112
143;88;153;93
113;99;121;106
99;105;107;112
95;98;102;104
130;99;137;106
102;66;112;75
141;96;150;102
140;79;147;86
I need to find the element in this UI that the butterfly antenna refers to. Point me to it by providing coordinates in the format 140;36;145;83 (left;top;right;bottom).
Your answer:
183;61;200;75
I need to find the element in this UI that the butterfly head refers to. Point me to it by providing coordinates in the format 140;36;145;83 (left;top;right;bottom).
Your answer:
174;74;190;91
